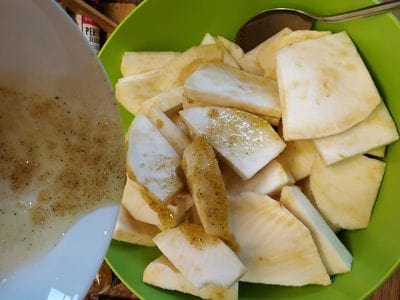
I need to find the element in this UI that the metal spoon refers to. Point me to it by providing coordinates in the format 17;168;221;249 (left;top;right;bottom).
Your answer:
235;0;400;51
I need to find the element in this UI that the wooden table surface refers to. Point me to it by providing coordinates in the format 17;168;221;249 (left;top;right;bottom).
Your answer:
83;2;400;299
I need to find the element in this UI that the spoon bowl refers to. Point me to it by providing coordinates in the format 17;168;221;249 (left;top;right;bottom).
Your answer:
235;0;400;51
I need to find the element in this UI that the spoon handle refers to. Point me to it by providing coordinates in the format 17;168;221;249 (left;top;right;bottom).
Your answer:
319;0;400;22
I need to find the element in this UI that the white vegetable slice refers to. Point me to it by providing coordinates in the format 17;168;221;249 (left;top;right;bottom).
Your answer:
297;178;341;233
182;136;236;248
200;33;240;68
223;160;294;196
229;192;330;286
180;107;286;179
170;112;190;137
237;28;293;75
200;32;217;45
160;43;223;90
113;205;159;247
182;98;208;110
184;63;281;117
257;30;331;79
313;102;399;165
121;176;162;227
138;87;185;116
115;70;162;115
277;32;381;140
280;186;352;275
153;224;246;289
147;107;190;156
277;139;317;181
121;51;178;76
143;255;239;300
127;114;183;202
216;36;245;63
367;146;386;157
122;176;184;230
310;155;386;229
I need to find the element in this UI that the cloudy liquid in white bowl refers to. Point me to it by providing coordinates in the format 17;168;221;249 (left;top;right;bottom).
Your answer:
0;85;126;279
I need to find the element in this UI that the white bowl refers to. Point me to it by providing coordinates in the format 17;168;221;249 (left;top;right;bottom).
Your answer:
0;0;122;298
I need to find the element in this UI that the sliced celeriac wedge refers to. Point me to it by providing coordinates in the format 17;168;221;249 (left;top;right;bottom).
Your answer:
181;97;281;127
147;107;190;156
200;32;217;45
216;36;245;63
313;102;399;165
180;107;286;179
237;28;293;75
122;176;162;227
127;114;183;202
115;70;162;115
280;186;352;275
257;30;331;79
277;32;381;140
182;136;236;248
297;178;341;233
144;255;238;300
229;192;330;286
223;160;294;196
160;43;223;90
310;155;386;229
367;146;386;158
138;86;185;116
184;63;281;117
121;51;178;76
200;33;239;68
113;205;160;247
277;139;317;181
259;115;280;127
122;176;185;230
153;224;246;289
170;112;190;137
182;98;209;110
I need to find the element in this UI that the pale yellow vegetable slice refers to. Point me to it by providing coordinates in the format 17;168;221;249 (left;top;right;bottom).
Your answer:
180;107;286;179
138;87;185;116
184;63;281;118
200;32;217;45
182;98;208;110
310;155;386;229
147;107;190;156
200;33;239;68
257;30;331;79
113;205;159;247
127;114;183;202
237;28;293;75
216;36;245;62
170;112;190;137
280;186;352;275
115;70;162;115
182;136;236;248
153;224;246;289
223;160;294;196
122;176;162;227
181;97;281;127
276;32;381;140
122;176;185;230
297;177;341;233
160;43;223;90
229;192;330;286
143;255;239;300
313;102;399;165
367;146;386;157
277;139;317;181
121;51;178;76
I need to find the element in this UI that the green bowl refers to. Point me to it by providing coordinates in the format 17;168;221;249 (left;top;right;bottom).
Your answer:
99;0;400;299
